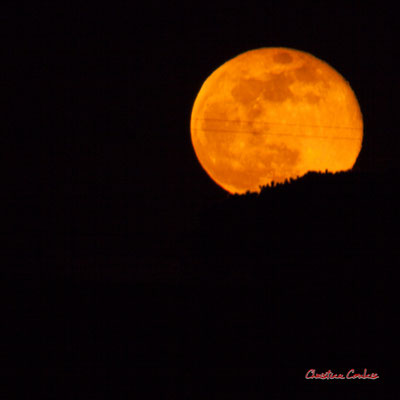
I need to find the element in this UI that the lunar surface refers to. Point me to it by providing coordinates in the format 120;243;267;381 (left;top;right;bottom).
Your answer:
190;47;363;194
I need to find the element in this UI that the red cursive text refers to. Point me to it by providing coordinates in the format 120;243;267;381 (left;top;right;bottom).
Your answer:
306;369;379;380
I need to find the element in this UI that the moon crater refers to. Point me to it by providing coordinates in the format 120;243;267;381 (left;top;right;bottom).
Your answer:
273;52;293;64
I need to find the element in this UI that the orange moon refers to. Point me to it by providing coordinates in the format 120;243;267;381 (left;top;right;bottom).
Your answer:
190;47;363;194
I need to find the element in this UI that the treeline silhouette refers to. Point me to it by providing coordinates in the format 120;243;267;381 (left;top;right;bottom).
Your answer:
171;168;397;377
185;168;399;274
4;169;397;399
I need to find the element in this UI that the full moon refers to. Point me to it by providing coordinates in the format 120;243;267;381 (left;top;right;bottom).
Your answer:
190;47;363;194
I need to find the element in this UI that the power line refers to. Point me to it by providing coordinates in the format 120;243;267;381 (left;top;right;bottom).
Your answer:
192;117;362;131
191;127;362;141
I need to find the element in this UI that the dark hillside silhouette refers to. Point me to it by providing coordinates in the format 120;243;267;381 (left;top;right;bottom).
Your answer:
5;169;397;385
186;169;399;273
171;169;397;384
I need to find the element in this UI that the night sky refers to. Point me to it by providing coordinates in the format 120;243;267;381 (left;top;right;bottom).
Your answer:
5;2;398;250
3;2;397;398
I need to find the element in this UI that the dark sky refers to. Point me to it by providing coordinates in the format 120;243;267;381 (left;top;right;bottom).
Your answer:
4;2;398;260
3;4;397;395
